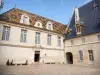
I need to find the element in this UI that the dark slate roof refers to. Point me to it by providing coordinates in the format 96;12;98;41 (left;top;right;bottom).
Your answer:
65;0;100;40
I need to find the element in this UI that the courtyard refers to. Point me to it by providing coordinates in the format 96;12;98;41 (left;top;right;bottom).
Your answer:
0;64;100;75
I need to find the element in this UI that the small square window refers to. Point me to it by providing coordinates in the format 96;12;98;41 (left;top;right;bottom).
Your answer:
82;38;85;43
71;40;74;45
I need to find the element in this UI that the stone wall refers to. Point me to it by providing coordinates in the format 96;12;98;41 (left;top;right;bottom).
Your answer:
64;33;100;66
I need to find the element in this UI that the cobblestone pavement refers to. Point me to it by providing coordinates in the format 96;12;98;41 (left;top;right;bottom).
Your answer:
0;64;100;75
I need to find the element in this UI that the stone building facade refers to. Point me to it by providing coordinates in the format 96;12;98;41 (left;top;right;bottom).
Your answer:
64;0;100;67
0;8;67;65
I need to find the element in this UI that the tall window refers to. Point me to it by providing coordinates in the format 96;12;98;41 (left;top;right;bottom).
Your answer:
97;35;100;41
2;26;11;41
20;29;27;43
47;34;51;46
88;50;94;64
58;37;61;47
79;50;83;61
35;32;40;44
82;38;85;43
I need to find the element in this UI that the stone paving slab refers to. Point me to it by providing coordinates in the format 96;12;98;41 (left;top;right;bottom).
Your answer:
0;64;100;75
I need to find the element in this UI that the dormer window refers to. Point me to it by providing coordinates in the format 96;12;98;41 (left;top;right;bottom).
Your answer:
34;21;42;28
75;24;81;35
23;16;28;24
20;14;30;25
48;24;52;30
46;21;53;30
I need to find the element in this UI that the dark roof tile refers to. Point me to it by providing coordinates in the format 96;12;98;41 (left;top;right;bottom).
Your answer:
65;0;100;39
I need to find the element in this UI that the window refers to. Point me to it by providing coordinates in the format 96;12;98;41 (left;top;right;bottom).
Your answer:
58;37;61;47
20;14;30;25
23;16;28;24
2;26;10;41
47;34;51;46
37;23;40;26
75;24;81;35
82;38;85;43
20;29;27;43
46;21;53;30
48;24;52;30
97;35;100;41
79;51;83;61
71;40;74;45
88;50;94;64
35;32;40;44
34;21;42;28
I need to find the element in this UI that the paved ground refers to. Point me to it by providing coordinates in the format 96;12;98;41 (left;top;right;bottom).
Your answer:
0;64;100;75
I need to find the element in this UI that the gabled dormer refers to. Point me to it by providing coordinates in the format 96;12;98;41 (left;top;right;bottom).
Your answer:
75;7;82;35
20;14;30;25
46;21;53;30
34;21;42;28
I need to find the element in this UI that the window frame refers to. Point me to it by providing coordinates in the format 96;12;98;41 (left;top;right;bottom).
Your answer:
46;21;53;30
71;40;74;45
47;34;51;46
23;16;28;24
97;35;100;41
75;24;81;35
34;21;42;28
88;50;94;64
20;29;27;43
82;38;85;44
20;14;30;25
78;50;83;61
35;32;40;44
2;26;11;41
48;24;52;30
58;36;61;47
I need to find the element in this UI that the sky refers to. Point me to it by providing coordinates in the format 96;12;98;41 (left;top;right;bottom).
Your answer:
0;0;91;24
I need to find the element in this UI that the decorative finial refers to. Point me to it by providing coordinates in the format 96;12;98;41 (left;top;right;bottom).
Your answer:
93;1;98;10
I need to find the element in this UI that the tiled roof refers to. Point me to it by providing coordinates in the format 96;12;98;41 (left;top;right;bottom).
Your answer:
0;8;67;34
65;0;100;39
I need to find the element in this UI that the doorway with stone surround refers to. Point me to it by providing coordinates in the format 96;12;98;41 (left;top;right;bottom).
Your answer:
34;51;40;62
66;52;73;64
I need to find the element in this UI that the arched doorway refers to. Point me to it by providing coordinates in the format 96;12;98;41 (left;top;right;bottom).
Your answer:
66;52;73;64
